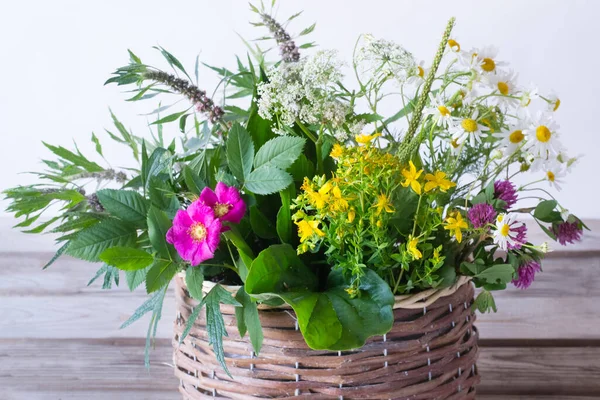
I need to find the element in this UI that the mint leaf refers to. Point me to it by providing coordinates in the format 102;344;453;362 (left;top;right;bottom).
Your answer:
253;136;306;170
96;189;149;227
244;165;292;195
227;123;254;183
99;247;153;271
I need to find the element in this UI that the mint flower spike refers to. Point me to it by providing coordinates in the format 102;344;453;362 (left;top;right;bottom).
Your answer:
259;12;301;63
399;17;455;164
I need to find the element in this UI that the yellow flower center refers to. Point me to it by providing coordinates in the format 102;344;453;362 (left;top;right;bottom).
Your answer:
497;81;509;95
547;171;555;182
437;105;450;116
418;65;424;77
497;214;504;223
451;138;460;149
189;222;208;242
481;57;496;72
448;39;461;52
553;98;561;111
461;118;478;133
500;223;510;237
213;203;231;218
536;125;552;143
509;130;524;144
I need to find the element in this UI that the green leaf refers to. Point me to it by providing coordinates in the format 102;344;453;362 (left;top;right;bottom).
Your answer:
43;242;69;270
147;206;178;260
66;219;136;262
91;132;103;157
154;46;193;82
151;110;189;125
96;189;149;227
289;154;315;182
244;166;293;195
246;90;275;149
185;266;205;300
299;22;316;36
534;200;558;220
126;267;150;291
473;290;498;313
143;147;171;190
465;262;515;285
43;142;104;173
249;205;277;239
354;113;383;123
182;166;207;195
253;136;306;170
145;258;178;293
276;185;294;243
235;287;263;355
179;284;241;377
148;177;180;218
227;123;255;182
246;247;394;350
99;247;153;271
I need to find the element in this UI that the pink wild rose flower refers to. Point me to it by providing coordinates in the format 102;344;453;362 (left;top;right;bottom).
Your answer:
166;200;222;266
199;182;246;225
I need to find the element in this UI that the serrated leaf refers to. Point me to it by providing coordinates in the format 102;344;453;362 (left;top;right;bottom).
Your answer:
249;205;276;239
244;166;292;195
182;166;207;195
145;258;177;293
227;123;255;183
147;206;178;261
143;147;171;190
185;266;205;300
120;286;165;329
66;219;136;262
148;177;180;218
43;242;70;270
151;110;189;125
43;142;104;173
473;290;498;313
91;133;103;157
253;136;306;170
126;266;150;291
99;247;153;271
96;189;149;227
235;287;263;355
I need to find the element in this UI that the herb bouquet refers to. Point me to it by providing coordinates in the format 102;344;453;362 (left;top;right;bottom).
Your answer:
4;3;586;399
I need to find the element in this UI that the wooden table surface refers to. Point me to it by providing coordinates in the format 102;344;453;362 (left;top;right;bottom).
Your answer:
1;218;599;400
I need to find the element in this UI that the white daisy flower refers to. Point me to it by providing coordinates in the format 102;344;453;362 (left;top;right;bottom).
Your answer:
407;60;428;85
485;69;520;108
474;46;507;74
452;110;482;147
447;38;462;53
425;93;454;128
525;112;562;158
493;213;526;251
546;91;561;112
448;137;463;156
544;164;567;191
457;47;481;71
520;84;539;107
494;120;528;155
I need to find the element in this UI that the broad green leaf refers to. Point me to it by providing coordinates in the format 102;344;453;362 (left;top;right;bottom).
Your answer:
148;177;180;218
227;123;255;182
469;263;515;285
147;206;178;260
145;258;178;293
354;113;383;123
534;199;561;223
179;284;241;377
182;166;207;195
99;247;153;271
253;136;306;170
66;219;136;262
289;154;315;182
235;287;263;355
185;266;205;300
249;205;276;239
244;166;293;195
96;189;149;226
126;266;150;291
246;247;394;350
473;290;497;313
246;92;275;149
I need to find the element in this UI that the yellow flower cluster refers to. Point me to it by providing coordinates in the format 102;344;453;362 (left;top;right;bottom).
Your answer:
401;161;456;195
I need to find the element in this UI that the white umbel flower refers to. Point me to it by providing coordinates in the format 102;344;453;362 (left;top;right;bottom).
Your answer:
355;34;417;83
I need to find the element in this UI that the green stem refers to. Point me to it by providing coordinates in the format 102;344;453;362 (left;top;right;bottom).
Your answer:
295;119;318;143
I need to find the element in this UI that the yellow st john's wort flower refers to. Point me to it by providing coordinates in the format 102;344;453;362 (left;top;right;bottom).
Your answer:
373;193;394;216
444;213;469;243
431;247;442;265
355;132;381;145
401;161;423;195
296;219;325;243
347;207;356;223
424;171;456;193
330;185;349;212
407;235;422;260
330;143;343;159
302;178;332;210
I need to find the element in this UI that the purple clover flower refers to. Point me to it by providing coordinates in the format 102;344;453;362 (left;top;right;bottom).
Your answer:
494;180;518;209
512;260;541;289
468;203;497;229
553;220;583;246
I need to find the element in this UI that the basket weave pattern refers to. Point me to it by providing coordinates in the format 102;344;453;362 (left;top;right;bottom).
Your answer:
173;275;480;399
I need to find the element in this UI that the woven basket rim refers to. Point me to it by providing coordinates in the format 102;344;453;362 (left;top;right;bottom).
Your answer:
177;271;471;310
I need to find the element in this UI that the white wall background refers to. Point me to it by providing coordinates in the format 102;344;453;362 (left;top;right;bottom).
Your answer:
1;0;598;219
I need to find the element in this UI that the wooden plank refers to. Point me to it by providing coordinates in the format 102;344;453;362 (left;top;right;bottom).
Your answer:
2;340;599;398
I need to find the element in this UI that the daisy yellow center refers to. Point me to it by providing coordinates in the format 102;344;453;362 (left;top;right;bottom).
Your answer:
547;171;555;182
213;202;231;218
451;138;460;149
481;57;496;72
189;222;208;242
553;99;561;111
536;125;552;143
461;118;478;133
437;105;450;116
509;130;524;144
418;66;424;77
497;81;509;95
448;39;460;52
500;223;510;237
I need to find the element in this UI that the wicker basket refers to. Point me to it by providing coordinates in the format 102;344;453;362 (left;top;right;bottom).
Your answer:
173;274;480;399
